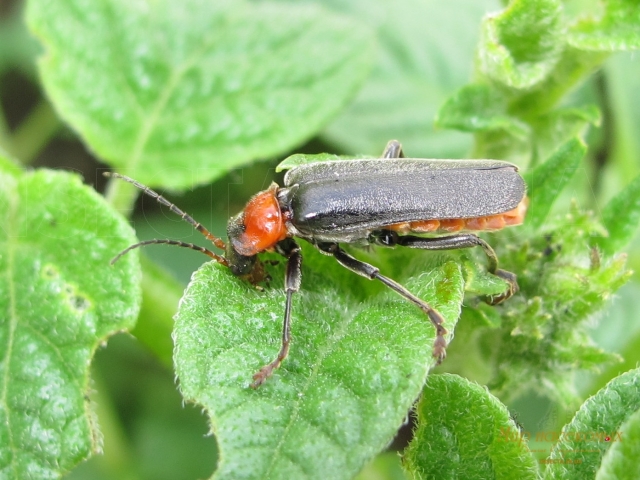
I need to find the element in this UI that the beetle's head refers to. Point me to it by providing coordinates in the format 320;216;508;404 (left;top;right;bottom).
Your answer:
226;213;258;277
224;184;288;283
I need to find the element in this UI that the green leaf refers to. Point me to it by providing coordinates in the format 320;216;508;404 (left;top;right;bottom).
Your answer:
544;367;640;479
319;0;496;158
596;173;640;254
0;169;141;478
478;0;563;89
275;152;372;172
26;0;373;189
403;374;539;480
435;83;529;137
174;246;464;480
523;137;586;229
568;0;640;52
595;407;640;480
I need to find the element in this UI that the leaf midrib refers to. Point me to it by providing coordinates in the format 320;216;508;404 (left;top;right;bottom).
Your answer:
124;29;224;174
1;181;20;478
260;300;365;480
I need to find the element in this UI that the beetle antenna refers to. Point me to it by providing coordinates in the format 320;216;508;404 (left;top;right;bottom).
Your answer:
111;239;228;266
104;172;227;250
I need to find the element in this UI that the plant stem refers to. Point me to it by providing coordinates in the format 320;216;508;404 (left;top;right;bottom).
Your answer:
90;371;138;480
105;173;139;218
10;100;61;164
510;50;608;122
0;101;11;153
131;255;184;369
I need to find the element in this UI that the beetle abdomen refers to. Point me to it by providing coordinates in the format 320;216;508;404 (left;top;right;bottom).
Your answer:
387;197;528;234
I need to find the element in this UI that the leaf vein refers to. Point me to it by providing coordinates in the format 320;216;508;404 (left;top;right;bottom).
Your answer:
262;308;360;479
125;29;223;173
1;185;20;478
21;322;83;388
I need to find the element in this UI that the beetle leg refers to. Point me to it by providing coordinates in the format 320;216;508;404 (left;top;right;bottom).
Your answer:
487;269;518;305
251;239;302;388
381;139;405;159
317;242;448;364
379;232;518;304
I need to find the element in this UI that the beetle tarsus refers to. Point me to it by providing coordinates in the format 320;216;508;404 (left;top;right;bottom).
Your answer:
428;311;448;365
486;269;519;305
251;358;284;389
432;328;448;365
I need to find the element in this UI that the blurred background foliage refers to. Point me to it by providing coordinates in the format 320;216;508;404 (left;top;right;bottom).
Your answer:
2;0;640;478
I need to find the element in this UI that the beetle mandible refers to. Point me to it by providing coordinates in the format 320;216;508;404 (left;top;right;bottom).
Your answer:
106;140;527;387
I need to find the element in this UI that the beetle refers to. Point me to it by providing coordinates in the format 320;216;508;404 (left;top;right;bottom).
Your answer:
105;140;527;388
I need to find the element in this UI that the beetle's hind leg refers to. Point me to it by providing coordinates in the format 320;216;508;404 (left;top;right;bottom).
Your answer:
373;231;518;305
317;242;448;364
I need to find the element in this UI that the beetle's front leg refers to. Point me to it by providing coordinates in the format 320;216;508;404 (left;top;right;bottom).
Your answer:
317;242;448;364
372;230;518;305
251;239;302;388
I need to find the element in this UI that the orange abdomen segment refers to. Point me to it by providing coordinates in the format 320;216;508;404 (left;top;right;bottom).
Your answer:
388;197;528;234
